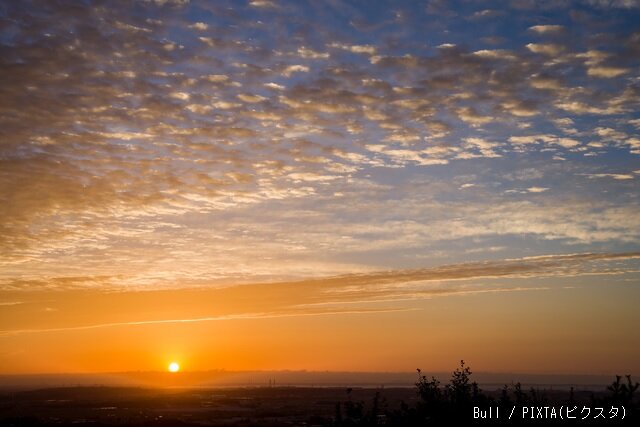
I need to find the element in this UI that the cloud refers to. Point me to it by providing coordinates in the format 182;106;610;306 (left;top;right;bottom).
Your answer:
582;174;635;180
470;9;503;19
461;137;502;158
587;66;630;78
472;49;517;60
527;187;549;193
555;102;625;115
1;0;639;292
249;0;277;8
0;308;417;338
529;74;563;90
296;47;330;59
212;101;241;109
366;145;450;166
264;82;286;90
237;93;267;103
186;104;213;114
456;107;493;125
528;25;565;34
594;127;628;140
526;43;565;56
502;100;540;117
1;251;637;337
205;74;230;83
328;43;377;55
281;64;310;77
507;134;578;148
583;0;640;8
188;22;208;30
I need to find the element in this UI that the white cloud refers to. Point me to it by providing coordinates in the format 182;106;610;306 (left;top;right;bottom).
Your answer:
587;66;630;78
473;49;516;60
212;101;241;109
526;43;564;56
529;74;563;90
527;187;549;193
282;64;310;77
528;25;565;34
328;43;377;55
206;74;229;83
297;47;329;59
189;22;208;30
249;0;277;8
186;104;212;114
170;91;190;100
264;82;285;90
237;93;267;103
583;173;635;180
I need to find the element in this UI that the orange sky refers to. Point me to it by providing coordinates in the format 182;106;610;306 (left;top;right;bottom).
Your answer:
2;255;639;375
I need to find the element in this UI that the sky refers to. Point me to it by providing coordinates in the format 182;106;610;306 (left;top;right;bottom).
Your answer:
0;0;639;376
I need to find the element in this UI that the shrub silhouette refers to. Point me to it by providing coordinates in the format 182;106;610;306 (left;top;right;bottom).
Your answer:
334;362;639;426
446;359;473;405
607;374;639;405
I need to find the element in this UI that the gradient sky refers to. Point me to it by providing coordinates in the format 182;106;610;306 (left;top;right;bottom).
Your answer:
1;0;639;375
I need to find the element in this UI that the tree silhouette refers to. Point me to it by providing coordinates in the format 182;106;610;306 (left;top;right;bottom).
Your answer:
446;359;473;405
607;374;639;405
334;362;639;426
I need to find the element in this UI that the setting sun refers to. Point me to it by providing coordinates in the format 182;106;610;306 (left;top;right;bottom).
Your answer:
168;362;180;373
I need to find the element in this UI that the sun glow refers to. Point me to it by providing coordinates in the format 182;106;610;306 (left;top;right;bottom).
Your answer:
168;362;180;373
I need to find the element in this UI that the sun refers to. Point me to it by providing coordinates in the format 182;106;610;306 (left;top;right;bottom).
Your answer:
168;362;180;373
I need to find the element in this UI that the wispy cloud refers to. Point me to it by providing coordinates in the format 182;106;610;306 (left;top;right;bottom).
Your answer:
1;252;637;337
0;307;417;338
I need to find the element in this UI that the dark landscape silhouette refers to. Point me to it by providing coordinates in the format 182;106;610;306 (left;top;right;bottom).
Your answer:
1;361;637;426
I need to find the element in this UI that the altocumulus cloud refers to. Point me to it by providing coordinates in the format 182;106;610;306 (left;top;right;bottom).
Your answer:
0;0;639;291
